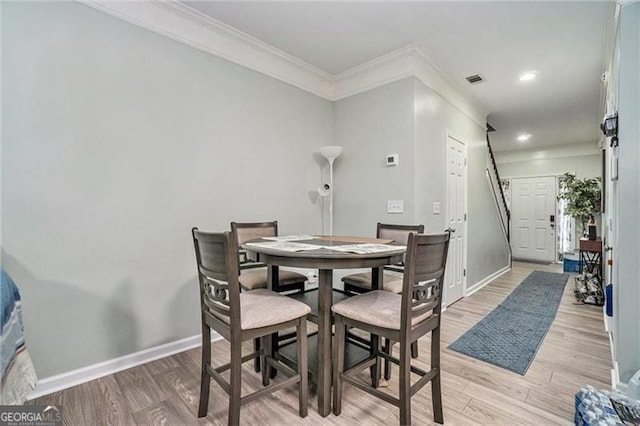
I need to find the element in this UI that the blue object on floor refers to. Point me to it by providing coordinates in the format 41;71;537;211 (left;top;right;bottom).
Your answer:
564;258;580;273
448;270;569;375
606;284;613;317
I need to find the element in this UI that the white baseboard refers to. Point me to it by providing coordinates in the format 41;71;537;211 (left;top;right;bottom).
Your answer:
612;362;621;390
28;332;222;400
465;265;511;297
25;264;507;400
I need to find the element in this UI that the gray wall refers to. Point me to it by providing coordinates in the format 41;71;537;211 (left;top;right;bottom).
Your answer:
497;154;602;179
413;79;509;286
332;79;416;235
2;2;332;378
614;1;640;383
333;77;510;288
2;2;513;381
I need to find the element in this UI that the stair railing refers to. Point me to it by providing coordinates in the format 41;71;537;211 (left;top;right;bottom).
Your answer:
486;133;511;243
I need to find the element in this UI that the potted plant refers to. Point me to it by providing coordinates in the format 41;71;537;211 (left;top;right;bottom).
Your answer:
557;172;602;238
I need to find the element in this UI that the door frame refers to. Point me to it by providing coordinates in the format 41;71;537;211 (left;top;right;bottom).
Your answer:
444;130;468;303
506;173;559;263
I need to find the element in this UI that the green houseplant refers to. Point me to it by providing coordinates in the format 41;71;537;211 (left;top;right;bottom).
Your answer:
557;172;602;237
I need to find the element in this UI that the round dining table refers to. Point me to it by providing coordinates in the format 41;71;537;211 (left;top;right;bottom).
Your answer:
242;236;406;417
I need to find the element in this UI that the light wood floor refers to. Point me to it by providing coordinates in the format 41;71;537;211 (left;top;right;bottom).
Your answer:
30;261;611;425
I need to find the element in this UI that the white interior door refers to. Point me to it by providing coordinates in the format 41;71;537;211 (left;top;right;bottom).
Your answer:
444;133;467;306
510;176;556;262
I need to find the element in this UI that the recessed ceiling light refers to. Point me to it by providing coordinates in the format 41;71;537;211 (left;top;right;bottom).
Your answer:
519;71;538;82
517;133;532;142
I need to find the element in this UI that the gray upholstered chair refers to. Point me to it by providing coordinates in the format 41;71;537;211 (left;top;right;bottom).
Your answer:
231;221;307;293
332;231;450;425
192;228;310;425
231;221;308;372
342;223;424;294
342;222;425;377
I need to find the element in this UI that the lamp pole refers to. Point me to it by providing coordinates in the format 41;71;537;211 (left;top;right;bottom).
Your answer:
318;146;343;236
328;157;335;236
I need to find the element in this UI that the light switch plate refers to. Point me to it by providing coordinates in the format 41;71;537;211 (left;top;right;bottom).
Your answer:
433;201;441;214
387;200;403;214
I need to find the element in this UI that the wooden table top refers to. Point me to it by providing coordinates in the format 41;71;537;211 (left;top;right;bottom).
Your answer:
242;236;406;261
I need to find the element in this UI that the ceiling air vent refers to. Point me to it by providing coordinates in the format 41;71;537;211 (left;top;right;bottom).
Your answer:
465;74;485;84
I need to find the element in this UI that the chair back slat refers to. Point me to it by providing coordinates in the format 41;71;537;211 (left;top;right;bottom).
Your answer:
411;299;439;318
192;228;240;324
401;231;451;333
202;275;231;318
410;277;438;306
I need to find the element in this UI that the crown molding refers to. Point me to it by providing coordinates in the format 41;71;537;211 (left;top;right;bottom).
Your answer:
332;45;418;97
79;1;487;125
494;142;602;164
413;49;488;126
333;46;488;126
80;0;334;99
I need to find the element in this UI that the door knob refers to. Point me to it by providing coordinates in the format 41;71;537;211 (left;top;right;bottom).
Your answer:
446;228;456;233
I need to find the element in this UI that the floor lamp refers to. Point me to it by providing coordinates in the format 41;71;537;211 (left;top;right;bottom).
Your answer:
318;145;343;236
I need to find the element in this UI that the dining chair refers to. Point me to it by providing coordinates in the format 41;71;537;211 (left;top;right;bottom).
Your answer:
192;228;310;425
231;221;308;372
341;222;425;378
342;223;424;295
332;231;450;425
231;221;307;293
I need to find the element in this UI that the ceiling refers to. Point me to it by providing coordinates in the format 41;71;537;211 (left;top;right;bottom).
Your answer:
184;1;616;152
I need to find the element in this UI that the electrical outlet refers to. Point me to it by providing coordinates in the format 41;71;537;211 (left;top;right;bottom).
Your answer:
387;200;403;214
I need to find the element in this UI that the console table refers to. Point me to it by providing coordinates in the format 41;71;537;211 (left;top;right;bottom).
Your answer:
579;237;602;278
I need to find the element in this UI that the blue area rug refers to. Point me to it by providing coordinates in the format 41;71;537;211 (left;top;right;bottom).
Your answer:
448;270;569;375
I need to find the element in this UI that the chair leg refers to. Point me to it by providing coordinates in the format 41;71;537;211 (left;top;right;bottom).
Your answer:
254;337;261;372
270;333;278;379
370;333;381;388
297;318;308;418
261;335;271;387
399;339;412;426
332;316;346;416
198;325;211;418
431;327;444;424
411;340;419;359
383;338;392;380
228;339;242;426
262;335;273;386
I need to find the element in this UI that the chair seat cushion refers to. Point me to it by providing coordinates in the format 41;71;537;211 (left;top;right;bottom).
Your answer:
239;289;311;330
238;267;306;290
341;271;404;294
331;290;431;330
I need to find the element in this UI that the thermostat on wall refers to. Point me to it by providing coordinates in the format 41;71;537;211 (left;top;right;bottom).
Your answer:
386;154;399;166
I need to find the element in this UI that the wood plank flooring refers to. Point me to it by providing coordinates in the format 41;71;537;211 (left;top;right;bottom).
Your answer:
29;261;611;425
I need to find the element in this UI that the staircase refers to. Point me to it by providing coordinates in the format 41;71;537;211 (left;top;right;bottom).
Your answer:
486;131;511;246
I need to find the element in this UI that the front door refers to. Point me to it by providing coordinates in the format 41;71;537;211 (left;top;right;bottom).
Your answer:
445;133;467;306
511;176;556;262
